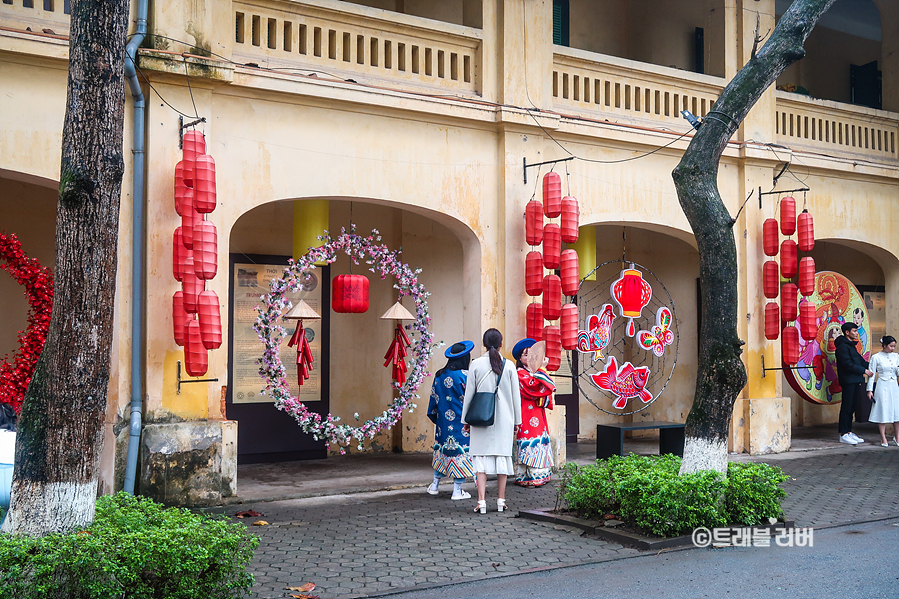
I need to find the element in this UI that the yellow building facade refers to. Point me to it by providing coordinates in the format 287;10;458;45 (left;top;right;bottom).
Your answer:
1;0;897;505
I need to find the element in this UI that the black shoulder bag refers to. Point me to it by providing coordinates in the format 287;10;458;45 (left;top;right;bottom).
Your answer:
466;367;502;427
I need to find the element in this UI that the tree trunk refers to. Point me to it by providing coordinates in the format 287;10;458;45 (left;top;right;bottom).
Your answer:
2;0;129;535
675;0;836;474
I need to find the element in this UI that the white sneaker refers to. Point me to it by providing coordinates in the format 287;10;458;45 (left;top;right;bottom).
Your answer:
427;481;439;495
840;433;859;445
451;490;471;501
849;432;865;443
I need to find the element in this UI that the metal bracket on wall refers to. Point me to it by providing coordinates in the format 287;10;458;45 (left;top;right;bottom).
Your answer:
523;156;574;184
176;360;219;394
760;354;803;378
178;115;207;149
757;185;810;209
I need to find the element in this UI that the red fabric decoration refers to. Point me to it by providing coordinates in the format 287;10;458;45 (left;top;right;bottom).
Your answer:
561;303;578;350
383;324;411;384
763;260;779;299
287;319;314;389
197;290;222;350
560;249;579;296
526;251;543;296
526;303;543;341
765;302;780;340
173;291;189;347
543;325;562;371
542;274;562;320
543;172;562;218
181;130;205;186
543;223;561;269
184;318;208;377
181;255;203;314
173;227;188;282
560;196;579;243
780;197;796;236
798;210;815;251
611;267;652;337
781;283;798;323
763;218;779;256
798;257;815;296
332;274;369;313
526;200;544;246
799;301;816;341
782;325;800;366
780;240;798;278
193;154;217;214
175;167;191;216
192;220;218;280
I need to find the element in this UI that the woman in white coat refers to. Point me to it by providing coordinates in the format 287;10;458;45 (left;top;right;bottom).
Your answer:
462;328;522;514
866;335;899;447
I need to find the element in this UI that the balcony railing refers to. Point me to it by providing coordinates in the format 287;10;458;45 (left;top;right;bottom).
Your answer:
775;91;898;161
552;47;724;128
0;0;70;37
232;0;481;95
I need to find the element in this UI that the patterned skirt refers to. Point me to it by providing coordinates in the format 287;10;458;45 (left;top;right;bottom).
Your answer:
515;433;553;487
432;436;474;479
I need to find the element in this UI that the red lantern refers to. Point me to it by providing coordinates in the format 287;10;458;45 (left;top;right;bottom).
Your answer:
173;227;189;282
543;325;562;371
543;274;562;320
763;260;779;299
611;267;652;337
181;255;203;314
332;274;369;313
782;324;800;365
194;154;217;214
198;290;222;350
175;167;191;216
526;200;544;246
173;291;189;346
560;196;579;243
765;302;780;340
543;172;562;218
799;301;816;341
181;197;198;250
526;303;543;341
184;317;209;377
182;130;205;186
526;251;543;296
781;283;798;323
780;197;796;236
543;223;561;269
560;249;579;296
798;257;815;296
780;240;797;278
561;303;578;350
763;218;779;256
798;210;815;251
192;220;217;280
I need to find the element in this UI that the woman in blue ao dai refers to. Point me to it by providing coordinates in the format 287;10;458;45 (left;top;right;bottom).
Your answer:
426;341;475;500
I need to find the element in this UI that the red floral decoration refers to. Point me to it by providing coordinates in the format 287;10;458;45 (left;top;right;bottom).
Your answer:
0;233;54;414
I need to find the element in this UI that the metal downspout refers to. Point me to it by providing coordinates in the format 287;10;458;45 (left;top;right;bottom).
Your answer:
123;0;148;494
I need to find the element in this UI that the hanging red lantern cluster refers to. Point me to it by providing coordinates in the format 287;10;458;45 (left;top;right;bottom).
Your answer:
332;274;370;313
171;130;221;377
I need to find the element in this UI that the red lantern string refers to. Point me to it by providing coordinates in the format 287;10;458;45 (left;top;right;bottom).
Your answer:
780;197;796;236
542;274;562;321
781;283;798;322
287;319;315;389
383;324;411;384
798;257;815;296
763;218;779;256
543;223;561;269
780;240;798;279
798;210;815;251
782;325;800;366
560;196;579;243
525;251;543;296
561;303;578;350
543;325;562;371
526;199;544;246
763;260;779;299
560;249;579;296
543;172;562;218
197;290;222;350
765;302;780;340
184;318;209;377
526;303;543;341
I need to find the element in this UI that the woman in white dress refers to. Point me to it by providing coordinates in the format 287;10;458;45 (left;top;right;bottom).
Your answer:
462;329;522;514
866;335;899;447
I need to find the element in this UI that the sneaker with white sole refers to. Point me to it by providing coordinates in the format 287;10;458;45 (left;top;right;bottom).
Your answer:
840;433;859;445
427;481;439;495
849;432;865;443
451;490;471;501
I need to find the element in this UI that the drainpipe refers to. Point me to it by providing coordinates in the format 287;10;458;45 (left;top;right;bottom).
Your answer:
123;0;148;495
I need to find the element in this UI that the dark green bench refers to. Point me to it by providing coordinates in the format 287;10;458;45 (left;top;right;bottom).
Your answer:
596;421;686;459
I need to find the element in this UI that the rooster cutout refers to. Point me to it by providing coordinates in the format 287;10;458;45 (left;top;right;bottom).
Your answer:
636;307;674;357
590;355;653;409
577;304;616;362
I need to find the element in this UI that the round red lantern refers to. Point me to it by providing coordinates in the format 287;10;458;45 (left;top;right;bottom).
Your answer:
526;251;543;296
198;290;222;350
765;302;780;340
542;274;562;320
798;210;815;251
560;196;579;243
181;130;205;186
781;283;798;323
193;154;217;214
560;249;579;296
780;196;796;236
181;255;203;314
526;303;543;341
798;257;815;296
782;324;800;366
526;200;544;246
543;172;562;218
543;223;561;269
799;301;816;341
173;291;189;346
763;260;779;299
332;274;370;313
543;324;562;371
561;303;578;350
763;218;779;256
173;227;188;282
780;240;797;279
184;317;209;377
192;220;217;280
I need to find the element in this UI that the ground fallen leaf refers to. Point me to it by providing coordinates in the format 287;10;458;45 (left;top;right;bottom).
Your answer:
252;520;270;526
235;510;264;518
286;584;316;592
289;595;320;599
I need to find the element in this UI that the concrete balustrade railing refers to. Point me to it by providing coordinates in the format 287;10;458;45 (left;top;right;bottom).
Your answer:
0;0;70;37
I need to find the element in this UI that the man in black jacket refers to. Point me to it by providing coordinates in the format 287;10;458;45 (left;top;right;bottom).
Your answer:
834;322;874;444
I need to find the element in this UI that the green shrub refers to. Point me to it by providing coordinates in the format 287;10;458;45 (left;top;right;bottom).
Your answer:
0;492;259;599
723;462;788;525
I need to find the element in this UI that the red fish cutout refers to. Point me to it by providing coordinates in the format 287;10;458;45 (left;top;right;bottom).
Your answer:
590;356;653;409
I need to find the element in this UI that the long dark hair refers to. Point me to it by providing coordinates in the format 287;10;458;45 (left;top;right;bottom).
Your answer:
483;328;503;375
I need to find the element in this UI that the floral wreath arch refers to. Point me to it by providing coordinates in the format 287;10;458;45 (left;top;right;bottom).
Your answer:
254;227;436;452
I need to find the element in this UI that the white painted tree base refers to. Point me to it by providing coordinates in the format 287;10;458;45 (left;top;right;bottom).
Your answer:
679;436;728;475
2;480;98;536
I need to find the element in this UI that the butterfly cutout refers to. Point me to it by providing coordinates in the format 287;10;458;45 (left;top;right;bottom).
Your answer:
636;307;674;357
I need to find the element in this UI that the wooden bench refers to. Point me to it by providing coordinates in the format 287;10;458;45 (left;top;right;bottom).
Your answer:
596;421;686;459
